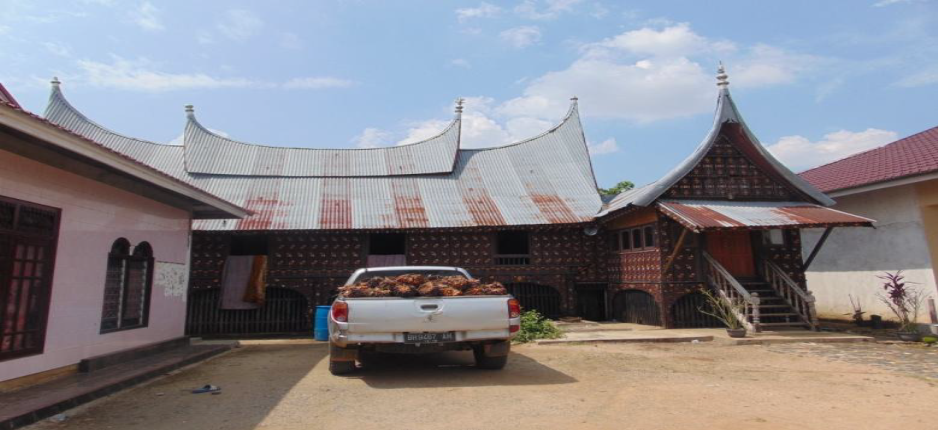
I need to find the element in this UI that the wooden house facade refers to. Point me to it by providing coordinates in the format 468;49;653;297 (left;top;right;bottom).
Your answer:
40;68;872;335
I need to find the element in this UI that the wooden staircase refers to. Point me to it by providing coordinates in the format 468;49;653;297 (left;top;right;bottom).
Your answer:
740;281;812;330
703;252;818;332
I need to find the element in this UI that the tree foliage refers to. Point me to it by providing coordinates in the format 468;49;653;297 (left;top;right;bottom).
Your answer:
598;180;635;196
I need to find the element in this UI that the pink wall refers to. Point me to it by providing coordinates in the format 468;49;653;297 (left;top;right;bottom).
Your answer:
0;149;192;382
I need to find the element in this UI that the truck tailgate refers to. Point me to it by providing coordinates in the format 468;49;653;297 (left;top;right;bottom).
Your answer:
345;296;509;333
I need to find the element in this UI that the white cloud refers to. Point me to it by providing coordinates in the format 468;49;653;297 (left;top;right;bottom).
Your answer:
351;127;392;148
282;77;354;89
217;9;264;42
397;119;452;146
77;57;254;91
456;2;501;22
730;44;823;88
588;138;619;156
587;22;720;58
500;26;542;48
450;58;471;68
767;128;898;171
73;56;354;92
43;41;70;57
129;1;163;32
392;23;827;151
514;0;584;20
499;23;821;123
873;0;921;6
894;66;938;87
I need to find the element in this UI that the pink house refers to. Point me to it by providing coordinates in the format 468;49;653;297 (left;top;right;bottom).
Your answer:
0;83;248;384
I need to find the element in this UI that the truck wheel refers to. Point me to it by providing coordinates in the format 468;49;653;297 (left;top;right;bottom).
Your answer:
473;344;509;370
329;344;357;375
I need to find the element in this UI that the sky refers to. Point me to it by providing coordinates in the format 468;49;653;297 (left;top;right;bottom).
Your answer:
2;0;937;189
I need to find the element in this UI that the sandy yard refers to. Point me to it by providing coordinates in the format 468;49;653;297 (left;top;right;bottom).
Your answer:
26;340;938;430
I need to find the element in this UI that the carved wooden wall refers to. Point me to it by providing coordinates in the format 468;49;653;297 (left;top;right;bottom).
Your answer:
664;135;798;201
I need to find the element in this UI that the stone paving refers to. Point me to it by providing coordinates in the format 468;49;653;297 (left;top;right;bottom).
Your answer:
767;341;938;381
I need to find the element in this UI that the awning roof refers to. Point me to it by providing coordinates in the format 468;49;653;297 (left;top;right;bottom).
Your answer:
657;200;874;232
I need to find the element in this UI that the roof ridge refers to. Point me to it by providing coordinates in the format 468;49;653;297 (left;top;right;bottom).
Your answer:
45;84;173;147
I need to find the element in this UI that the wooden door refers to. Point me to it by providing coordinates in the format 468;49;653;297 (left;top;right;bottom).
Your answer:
705;231;755;278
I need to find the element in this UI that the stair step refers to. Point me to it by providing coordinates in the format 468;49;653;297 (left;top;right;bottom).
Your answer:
756;304;791;308
757;312;799;317
758;322;810;327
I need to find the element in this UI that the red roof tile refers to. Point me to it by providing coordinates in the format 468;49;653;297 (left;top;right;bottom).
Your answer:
799;126;938;193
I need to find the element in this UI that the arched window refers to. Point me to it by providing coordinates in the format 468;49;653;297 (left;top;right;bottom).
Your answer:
100;239;154;332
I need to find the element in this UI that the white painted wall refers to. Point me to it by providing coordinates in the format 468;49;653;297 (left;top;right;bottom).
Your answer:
802;184;936;323
0;149;191;382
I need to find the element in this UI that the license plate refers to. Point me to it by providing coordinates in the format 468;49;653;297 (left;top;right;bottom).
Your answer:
403;332;456;344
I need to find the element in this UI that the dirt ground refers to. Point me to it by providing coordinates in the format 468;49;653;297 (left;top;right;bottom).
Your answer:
27;340;938;430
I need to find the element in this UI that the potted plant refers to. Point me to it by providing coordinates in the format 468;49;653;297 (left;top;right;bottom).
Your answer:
698;288;748;338
877;271;928;342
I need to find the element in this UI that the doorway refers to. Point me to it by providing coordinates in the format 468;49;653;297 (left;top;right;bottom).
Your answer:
576;284;606;321
705;230;755;278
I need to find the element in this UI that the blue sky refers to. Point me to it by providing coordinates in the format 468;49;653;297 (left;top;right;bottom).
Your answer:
2;0;937;188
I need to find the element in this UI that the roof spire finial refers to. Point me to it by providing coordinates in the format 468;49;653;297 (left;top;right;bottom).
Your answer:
51;77;60;88
455;97;465;115
570;95;578;102
716;62;729;88
185;104;195;116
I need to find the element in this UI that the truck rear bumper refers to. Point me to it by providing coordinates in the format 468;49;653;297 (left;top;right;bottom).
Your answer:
331;329;514;348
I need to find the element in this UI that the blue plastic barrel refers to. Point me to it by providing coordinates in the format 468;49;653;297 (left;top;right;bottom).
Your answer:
314;305;331;341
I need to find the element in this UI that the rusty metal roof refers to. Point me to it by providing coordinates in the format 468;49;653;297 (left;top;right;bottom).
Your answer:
657;200;874;232
42;84;602;230
184;109;461;177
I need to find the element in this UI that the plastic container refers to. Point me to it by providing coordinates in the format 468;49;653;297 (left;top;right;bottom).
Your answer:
314;305;331;341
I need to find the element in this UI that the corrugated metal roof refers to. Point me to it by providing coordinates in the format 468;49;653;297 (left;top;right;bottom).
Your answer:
42;84;603;231
657;200;874;232
192;104;601;230
598;81;834;218
2;85;246;219
184;110;461;177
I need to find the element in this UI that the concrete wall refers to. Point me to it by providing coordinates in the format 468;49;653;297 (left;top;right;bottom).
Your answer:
802;183;936;323
0;149;191;382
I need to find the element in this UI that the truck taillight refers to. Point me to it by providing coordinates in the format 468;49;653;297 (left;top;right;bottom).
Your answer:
332;301;349;323
508;298;521;319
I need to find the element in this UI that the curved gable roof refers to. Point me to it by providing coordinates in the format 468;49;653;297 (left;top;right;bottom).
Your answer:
600;84;834;218
184;109;461;177
41;82;601;230
43;82;190;180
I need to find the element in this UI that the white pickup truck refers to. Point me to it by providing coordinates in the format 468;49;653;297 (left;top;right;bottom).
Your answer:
327;266;520;375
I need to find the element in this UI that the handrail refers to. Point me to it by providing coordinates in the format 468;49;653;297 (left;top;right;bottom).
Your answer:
763;260;818;330
702;251;760;332
763;261;812;301
702;252;752;302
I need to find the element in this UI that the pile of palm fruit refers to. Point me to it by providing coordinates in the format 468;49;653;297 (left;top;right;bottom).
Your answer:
339;274;508;298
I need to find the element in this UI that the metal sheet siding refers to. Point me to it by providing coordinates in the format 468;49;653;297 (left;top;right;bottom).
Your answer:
657;200;874;231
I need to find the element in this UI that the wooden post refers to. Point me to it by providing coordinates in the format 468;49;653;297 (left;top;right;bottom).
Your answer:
807;293;819;331
803;227;834;271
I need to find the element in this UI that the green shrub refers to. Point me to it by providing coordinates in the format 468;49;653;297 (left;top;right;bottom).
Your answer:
513;310;563;343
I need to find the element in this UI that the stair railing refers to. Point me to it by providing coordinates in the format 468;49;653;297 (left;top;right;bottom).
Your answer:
702;252;761;333
762;260;818;330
